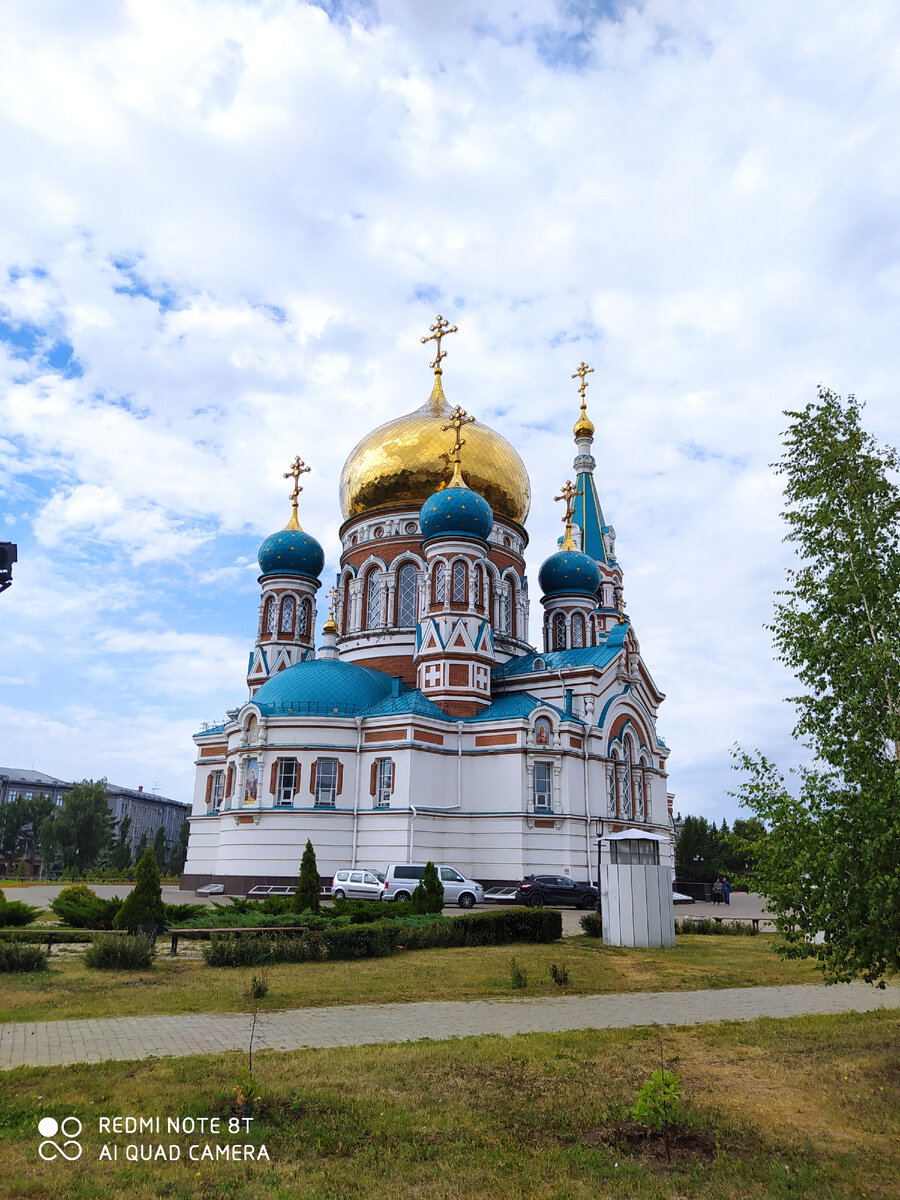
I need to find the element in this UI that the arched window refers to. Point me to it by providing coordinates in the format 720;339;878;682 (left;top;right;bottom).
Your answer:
342;575;352;634
264;596;276;635
622;735;634;818
432;562;446;604
451;560;467;603
279;596;294;634
606;758;617;816
571;612;585;648
365;570;381;629
474;564;483;608
553;611;566;650
397;563;418;626
499;580;511;633
298;598;311;638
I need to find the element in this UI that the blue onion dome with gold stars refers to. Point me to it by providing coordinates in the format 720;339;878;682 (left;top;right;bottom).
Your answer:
538;546;601;597
420;476;494;543
258;527;324;580
259;455;325;581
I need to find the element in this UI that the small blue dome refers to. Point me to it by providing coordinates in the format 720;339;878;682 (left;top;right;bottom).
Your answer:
421;485;493;542
258;528;324;580
250;659;394;716
538;549;601;598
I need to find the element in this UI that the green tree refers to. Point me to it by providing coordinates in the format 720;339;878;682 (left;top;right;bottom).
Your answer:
734;388;900;985
411;861;445;914
152;825;167;866
113;848;165;932
111;815;133;872
293;839;320;913
135;831;149;862
168;820;190;876
39;780;112;874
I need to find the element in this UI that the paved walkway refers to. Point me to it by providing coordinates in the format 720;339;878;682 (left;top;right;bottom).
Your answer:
2;983;898;1070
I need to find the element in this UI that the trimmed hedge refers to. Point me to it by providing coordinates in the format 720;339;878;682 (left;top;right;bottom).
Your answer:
203;908;562;968
0;928;95;945
0;941;48;972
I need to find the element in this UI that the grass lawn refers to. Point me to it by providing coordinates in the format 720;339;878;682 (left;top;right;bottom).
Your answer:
0;934;825;1023
1;1009;897;1199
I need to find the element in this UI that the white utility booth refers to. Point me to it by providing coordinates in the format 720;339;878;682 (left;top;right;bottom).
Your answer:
599;831;675;948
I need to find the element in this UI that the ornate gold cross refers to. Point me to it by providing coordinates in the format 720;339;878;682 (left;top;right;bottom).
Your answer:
327;585;338;621
284;455;310;530
572;361;594;400
441;405;475;486
421;314;458;373
554;479;582;550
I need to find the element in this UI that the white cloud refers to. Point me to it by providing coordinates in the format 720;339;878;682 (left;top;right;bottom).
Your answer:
1;0;899;813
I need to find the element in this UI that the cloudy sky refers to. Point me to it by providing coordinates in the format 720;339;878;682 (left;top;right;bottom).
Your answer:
1;0;898;820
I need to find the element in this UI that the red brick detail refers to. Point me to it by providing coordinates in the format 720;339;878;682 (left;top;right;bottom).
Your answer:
569;735;583;750
200;746;226;758
412;727;444;745
434;699;485;718
225;764;234;798
369;762;377;795
269;761;278;795
309;761;317;795
448;663;469;686
236;815;255;824
337;762;344;795
452;633;466;646
341;539;422;571
205;774;213;805
534;819;555;829
293;761;302;794
364;728;405;743
474;733;517;747
350;655;416;685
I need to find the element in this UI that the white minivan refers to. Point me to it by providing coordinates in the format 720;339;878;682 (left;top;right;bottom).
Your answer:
380;863;484;908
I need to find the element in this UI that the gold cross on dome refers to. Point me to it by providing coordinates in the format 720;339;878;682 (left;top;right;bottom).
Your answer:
421;314;458;373
554;479;582;551
441;405;475;487
283;455;310;530
572;361;594;401
327;585;338;621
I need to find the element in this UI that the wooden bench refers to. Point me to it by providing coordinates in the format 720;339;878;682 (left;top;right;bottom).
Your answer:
167;925;309;956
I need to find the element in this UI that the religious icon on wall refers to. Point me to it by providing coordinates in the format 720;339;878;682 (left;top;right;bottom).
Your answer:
244;758;259;804
535;719;551;746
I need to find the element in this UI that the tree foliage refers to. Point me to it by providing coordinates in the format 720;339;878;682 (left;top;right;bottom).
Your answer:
411;861;445;914
39;780;112;873
733;388;900;985
113;848;165;932
293;839;320;913
168;819;190;876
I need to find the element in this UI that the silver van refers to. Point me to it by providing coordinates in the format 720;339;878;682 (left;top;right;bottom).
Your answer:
380;863;484;908
330;868;385;901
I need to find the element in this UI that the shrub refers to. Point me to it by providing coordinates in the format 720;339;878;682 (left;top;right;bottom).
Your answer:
51;884;123;929
630;1068;684;1162
411;861;444;914
245;970;269;1000
509;957;528;988
674;918;758;936
0;941;48;972
549;962;570;987
163;902;207;925
202;907;561;967
113;849;165;933
0;898;42;927
294;840;321;914
84;933;155;970
579;912;603;938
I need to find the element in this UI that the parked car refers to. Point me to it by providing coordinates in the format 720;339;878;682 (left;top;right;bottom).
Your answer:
515;874;598;909
380;863;484;908
330;868;386;901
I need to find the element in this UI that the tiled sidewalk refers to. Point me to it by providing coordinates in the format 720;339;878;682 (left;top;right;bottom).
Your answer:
2;983;897;1070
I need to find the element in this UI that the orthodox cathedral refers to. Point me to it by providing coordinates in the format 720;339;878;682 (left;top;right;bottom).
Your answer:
182;319;673;892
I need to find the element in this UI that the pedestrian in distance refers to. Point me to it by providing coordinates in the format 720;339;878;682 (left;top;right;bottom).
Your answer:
723;876;731;905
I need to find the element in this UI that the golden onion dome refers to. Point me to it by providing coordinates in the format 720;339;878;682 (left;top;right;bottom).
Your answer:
573;400;594;440
339;374;531;524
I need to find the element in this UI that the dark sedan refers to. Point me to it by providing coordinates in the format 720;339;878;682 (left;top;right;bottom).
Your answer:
515;874;598;909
